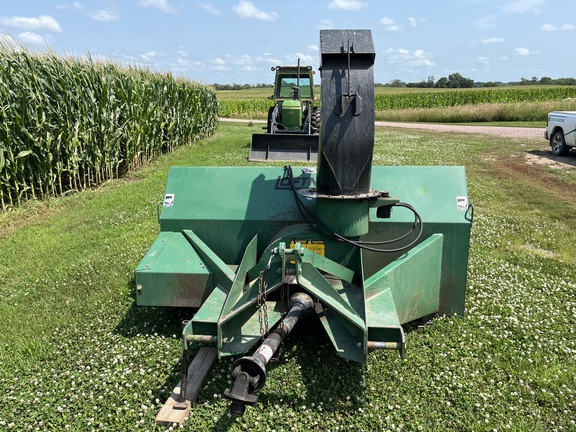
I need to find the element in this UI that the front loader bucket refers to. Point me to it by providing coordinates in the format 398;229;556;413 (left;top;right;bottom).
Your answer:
249;133;318;162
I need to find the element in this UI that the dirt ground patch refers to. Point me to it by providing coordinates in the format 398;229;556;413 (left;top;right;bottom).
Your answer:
524;149;576;169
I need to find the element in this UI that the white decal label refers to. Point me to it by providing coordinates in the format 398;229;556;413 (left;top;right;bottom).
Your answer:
259;344;274;363
456;196;468;211
163;194;175;207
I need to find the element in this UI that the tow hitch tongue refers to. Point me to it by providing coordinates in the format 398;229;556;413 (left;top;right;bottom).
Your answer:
224;292;315;417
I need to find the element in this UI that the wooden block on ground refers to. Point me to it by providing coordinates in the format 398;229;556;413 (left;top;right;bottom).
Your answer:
155;346;218;426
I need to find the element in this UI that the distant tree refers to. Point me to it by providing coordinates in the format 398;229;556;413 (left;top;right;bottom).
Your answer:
432;73;474;88
435;77;449;88
388;79;406;87
406;76;436;88
448;73;474;88
483;81;504;87
539;76;553;85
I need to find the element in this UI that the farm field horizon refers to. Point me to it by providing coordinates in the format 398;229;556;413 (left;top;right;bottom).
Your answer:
217;85;576;124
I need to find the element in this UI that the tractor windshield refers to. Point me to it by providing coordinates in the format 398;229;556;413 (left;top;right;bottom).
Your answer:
277;76;312;98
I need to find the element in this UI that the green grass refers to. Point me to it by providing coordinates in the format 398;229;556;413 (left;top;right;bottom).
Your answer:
1;123;575;431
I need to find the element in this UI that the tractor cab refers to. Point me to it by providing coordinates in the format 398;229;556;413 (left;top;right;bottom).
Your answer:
249;63;320;161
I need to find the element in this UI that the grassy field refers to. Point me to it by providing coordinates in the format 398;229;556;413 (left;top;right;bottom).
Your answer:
1;123;575;431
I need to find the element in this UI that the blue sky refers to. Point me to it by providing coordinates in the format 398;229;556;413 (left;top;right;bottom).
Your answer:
1;0;575;85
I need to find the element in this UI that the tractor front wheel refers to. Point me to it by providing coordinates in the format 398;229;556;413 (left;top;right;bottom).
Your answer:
550;130;569;156
311;106;320;134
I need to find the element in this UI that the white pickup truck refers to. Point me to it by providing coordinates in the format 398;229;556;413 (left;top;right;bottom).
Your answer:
545;111;576;155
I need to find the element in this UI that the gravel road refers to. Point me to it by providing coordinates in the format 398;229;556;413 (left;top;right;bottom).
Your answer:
220;118;543;140
374;121;543;140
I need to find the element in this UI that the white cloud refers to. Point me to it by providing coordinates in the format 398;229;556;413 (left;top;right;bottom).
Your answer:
286;53;315;64
212;57;227;71
540;23;575;31
514;47;530;56
1;31;48;48
328;0;367;11
408;17;425;27
137;0;177;14
481;37;504;44
89;9;120;22
386;48;435;68
176;47;188;57
307;45;319;52
473;15;499;29
171;57;206;74
56;2;84;11
139;51;158;61
234;1;278;21
500;0;546;14
475;56;490;66
207;53;294;73
198;3;221;15
380;17;402;32
57;3;120;23
16;31;48;46
0;15;62;33
256;55;282;66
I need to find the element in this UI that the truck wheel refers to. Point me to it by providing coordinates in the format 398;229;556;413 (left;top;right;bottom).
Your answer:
550;130;569;156
266;106;275;133
311;106;320;134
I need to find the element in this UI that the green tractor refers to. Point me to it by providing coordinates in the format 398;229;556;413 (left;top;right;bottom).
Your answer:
249;61;320;161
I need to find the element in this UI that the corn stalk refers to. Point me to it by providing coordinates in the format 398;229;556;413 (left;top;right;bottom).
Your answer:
0;42;218;210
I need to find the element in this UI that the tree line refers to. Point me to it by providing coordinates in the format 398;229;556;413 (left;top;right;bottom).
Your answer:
212;83;273;90
213;75;576;91
382;74;576;88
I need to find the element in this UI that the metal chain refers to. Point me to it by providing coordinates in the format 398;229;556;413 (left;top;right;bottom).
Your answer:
280;283;286;315
257;254;273;339
257;269;268;338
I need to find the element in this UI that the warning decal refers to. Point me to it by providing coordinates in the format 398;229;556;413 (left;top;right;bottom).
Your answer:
290;240;325;256
163;194;175;207
456;196;468;211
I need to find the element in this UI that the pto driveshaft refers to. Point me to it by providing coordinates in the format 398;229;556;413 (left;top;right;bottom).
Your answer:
224;292;315;416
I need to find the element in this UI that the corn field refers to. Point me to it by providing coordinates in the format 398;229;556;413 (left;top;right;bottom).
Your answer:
0;44;218;210
218;98;272;118
374;86;576;110
217;85;576;118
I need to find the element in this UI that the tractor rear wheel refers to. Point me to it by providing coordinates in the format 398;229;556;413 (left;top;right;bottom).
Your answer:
311;106;320;134
550;130;569;156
